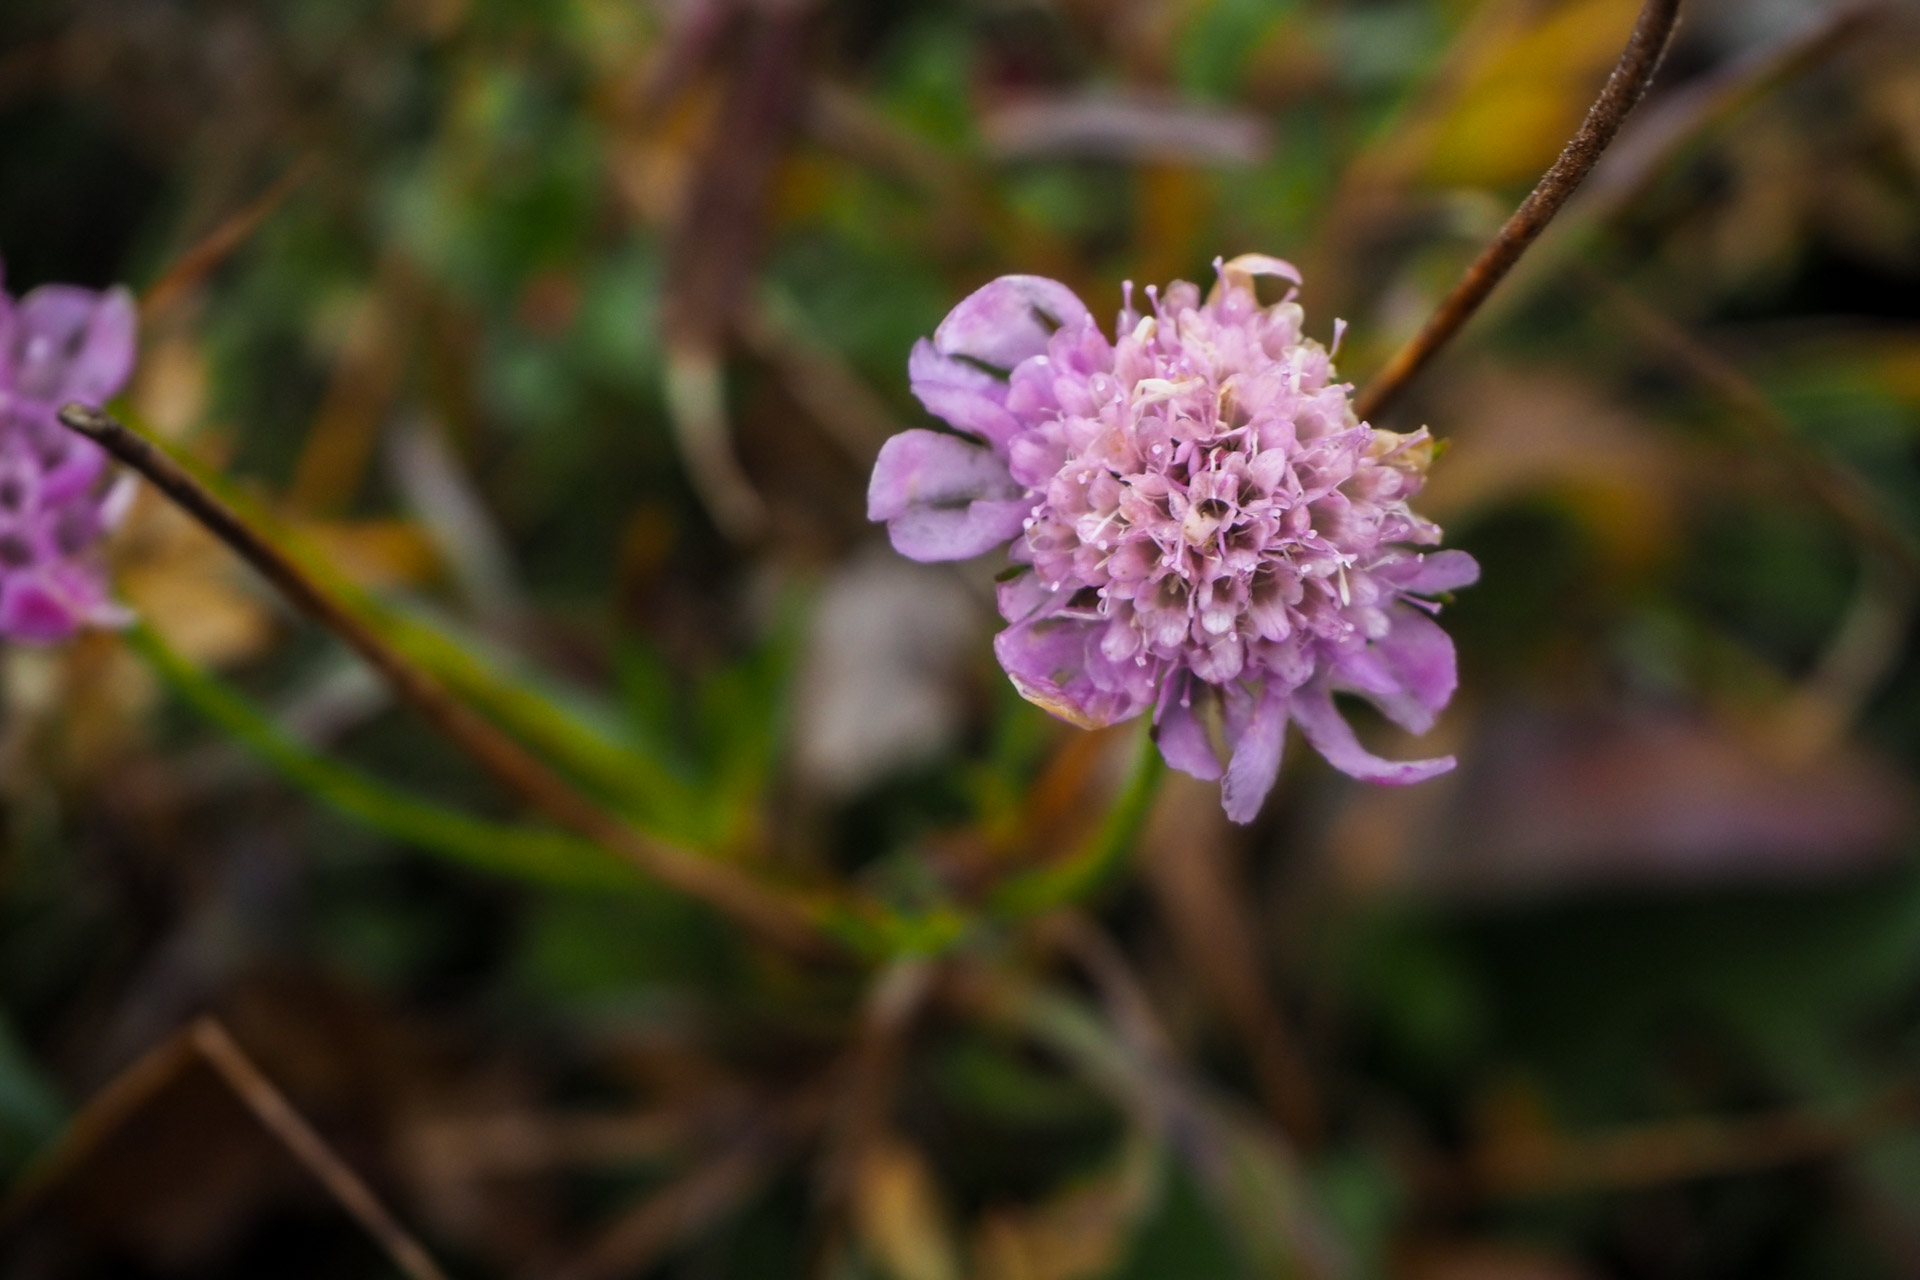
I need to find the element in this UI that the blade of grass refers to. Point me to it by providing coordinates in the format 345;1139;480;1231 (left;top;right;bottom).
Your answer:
373;609;715;840
111;402;720;843
129;621;640;891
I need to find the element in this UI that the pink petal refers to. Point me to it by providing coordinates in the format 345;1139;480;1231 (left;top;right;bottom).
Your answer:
1153;674;1222;781
995;614;1146;730
933;276;1090;372
1290;682;1454;786
868;429;1027;562
1376;549;1479;595
1221;681;1287;823
0;575;81;644
996;568;1053;624
1368;606;1458;734
10;285;137;405
908;339;1024;451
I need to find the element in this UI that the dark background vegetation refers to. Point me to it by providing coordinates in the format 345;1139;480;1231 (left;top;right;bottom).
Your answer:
2;0;1920;1276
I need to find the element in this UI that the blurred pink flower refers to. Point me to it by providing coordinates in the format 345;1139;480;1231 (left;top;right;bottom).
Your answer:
870;258;1476;822
0;263;137;643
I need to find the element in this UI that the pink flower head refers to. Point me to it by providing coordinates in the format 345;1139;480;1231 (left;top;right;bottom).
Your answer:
0;262;138;643
869;257;1477;823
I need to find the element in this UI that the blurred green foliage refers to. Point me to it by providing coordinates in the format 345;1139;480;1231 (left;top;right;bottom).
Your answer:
0;0;1918;1277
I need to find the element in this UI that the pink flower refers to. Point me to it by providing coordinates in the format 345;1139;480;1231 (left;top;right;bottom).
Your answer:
869;258;1477;823
0;263;137;643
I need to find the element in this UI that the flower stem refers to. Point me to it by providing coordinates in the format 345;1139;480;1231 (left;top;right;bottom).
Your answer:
1353;0;1683;422
62;404;840;961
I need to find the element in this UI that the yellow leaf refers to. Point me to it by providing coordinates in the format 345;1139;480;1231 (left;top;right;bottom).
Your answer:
853;1137;962;1280
294;518;442;591
1426;0;1644;189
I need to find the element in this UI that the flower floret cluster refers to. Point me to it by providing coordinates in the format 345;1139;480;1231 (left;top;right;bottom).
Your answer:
0;263;137;643
869;257;1477;822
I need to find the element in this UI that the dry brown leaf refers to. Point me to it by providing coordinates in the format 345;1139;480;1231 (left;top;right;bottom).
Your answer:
118;496;275;669
129;331;211;441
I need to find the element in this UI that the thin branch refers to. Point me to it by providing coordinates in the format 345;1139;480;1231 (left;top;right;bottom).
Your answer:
1480;0;1880;328
0;1026;200;1231
2;1018;453;1280
405;1108;689;1182
59;405;839;961
1353;0;1683;422
1560;0;1877;237
188;1020;452;1280
1474;1081;1920;1199
1584;274;1920;584
128;621;638;890
141;155;319;321
986;939;1349;1280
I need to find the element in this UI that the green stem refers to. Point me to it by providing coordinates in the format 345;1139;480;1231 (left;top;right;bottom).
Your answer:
988;725;1166;921
127;623;638;891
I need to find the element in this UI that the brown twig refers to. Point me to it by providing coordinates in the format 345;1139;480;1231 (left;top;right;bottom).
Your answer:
1474;1082;1920;1199
555;1140;780;1280
187;1020;452;1280
58;404;838;961
1584;275;1920;584
734;291;899;468
406;1108;690;1181
1353;0;1682;423
981;938;1350;1280
1562;1;1877;235
1;1018;452;1280
0;1025;201;1231
141;155;319;321
1479;1;1880;327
